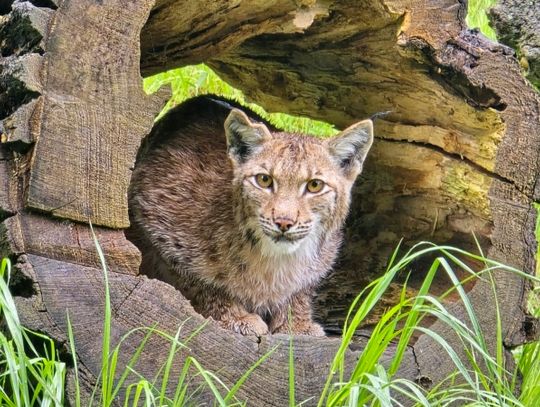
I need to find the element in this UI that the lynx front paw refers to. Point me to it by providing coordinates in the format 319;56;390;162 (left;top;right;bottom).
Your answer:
273;321;325;337
220;313;269;336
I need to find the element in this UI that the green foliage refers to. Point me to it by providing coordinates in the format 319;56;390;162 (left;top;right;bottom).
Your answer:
0;258;66;406
143;64;338;138
316;242;537;406
467;0;498;40
518;337;540;406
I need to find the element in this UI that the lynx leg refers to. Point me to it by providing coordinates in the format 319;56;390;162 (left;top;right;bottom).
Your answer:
270;290;325;336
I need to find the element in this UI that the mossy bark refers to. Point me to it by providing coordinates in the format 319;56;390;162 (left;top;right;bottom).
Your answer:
489;0;540;89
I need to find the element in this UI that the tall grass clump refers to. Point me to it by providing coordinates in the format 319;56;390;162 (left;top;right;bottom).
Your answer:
316;241;540;407
0;258;66;406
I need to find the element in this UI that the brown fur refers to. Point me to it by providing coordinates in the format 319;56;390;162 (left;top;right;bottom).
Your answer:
128;96;373;336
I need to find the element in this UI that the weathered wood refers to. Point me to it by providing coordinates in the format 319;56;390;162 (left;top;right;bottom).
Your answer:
141;0;331;75
5;0;167;228
0;0;538;405
489;0;540;89
0;52;42;120
20;254;418;404
0;146;18;217
0;1;53;57
0;98;41;147
4;213;140;274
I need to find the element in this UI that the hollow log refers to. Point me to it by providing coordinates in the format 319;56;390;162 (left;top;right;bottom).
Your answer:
1;0;539;405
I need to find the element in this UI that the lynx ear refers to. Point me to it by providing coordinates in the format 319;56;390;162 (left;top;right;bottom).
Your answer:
225;109;272;163
327;119;373;178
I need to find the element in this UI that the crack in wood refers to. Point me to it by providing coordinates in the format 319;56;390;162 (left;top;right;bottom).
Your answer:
375;135;518;189
410;345;423;380
112;278;143;318
28;0;57;10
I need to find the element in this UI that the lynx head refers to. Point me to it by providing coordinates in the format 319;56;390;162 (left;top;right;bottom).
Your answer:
225;109;373;256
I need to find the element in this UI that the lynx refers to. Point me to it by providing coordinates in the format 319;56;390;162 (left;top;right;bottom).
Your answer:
128;96;373;336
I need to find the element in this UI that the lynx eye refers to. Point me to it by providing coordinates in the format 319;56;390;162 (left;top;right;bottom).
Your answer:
306;179;325;193
255;173;273;189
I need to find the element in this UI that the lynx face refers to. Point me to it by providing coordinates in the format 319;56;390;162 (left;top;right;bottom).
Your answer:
225;110;373;257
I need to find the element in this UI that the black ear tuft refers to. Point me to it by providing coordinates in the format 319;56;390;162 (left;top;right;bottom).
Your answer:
327;119;374;177
225;109;271;163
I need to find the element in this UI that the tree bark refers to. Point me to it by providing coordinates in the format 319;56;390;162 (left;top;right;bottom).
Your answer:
489;0;540;89
1;0;539;405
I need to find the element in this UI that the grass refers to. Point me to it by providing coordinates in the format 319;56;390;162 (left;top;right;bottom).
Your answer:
320;241;538;406
0;257;66;406
2;233;540;405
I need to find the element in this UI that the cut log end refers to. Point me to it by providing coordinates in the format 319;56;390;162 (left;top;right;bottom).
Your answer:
0;0;539;405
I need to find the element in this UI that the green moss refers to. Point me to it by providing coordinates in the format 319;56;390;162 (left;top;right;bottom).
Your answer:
442;164;491;218
466;0;498;40
143;64;338;137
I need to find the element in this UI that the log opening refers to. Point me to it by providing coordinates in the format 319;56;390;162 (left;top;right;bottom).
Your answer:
126;83;492;335
134;1;505;333
0;0;538;404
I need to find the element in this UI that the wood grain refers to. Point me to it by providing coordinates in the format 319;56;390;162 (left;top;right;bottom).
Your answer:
0;0;538;404
24;254;418;405
23;0;166;228
141;0;331;75
9;213;141;274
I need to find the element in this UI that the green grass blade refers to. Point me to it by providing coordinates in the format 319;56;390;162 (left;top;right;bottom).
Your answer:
289;334;296;407
389;257;438;375
0;258;30;406
89;222;113;405
157;326;183;405
186;357;227;406
224;345;278;404
66;312;81;407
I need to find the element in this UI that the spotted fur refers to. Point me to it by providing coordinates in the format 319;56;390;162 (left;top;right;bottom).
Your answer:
128;96;373;336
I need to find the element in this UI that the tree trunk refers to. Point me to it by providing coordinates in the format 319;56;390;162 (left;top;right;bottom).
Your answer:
1;0;539;405
489;0;540;89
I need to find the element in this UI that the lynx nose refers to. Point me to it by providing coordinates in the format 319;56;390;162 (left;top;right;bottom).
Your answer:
274;217;294;232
